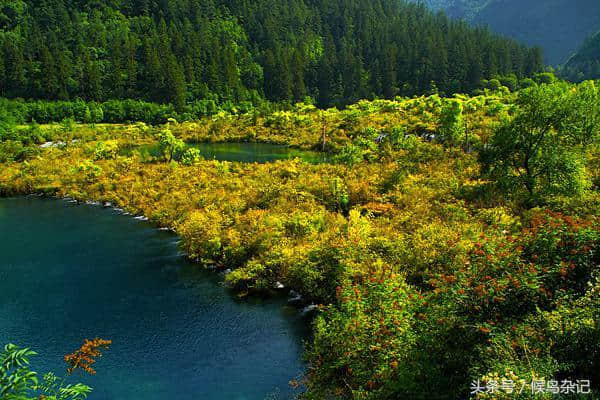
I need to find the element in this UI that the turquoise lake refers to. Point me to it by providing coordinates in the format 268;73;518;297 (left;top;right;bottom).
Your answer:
0;196;308;399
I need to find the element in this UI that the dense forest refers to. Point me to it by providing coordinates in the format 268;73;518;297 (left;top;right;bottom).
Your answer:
0;0;543;108
413;0;600;65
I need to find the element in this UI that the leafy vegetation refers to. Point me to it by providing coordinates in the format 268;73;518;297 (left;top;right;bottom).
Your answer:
481;82;594;205
1;80;599;399
156;128;185;162
0;98;241;125
0;339;110;400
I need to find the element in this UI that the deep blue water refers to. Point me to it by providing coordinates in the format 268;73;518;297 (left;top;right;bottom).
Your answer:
0;196;308;400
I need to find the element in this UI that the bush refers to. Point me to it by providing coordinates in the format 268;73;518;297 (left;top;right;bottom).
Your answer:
424;212;600;397
306;276;422;399
73;160;103;182
157;129;185;162
94;140;119;160
439;99;465;146
177;208;227;264
180;147;203;165
334;144;365;166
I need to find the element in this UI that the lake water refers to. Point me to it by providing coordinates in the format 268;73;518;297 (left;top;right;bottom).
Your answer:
123;142;326;164
0;196;308;400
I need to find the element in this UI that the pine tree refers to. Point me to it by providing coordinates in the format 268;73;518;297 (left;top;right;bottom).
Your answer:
165;53;187;111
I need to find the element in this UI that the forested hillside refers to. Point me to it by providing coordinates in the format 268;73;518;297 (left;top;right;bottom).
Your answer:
562;32;600;81
473;0;600;65
413;0;490;19
0;0;542;108
413;0;600;65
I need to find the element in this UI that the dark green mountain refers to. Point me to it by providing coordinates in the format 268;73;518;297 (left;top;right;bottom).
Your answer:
473;0;600;65
413;0;600;65
562;32;600;81
0;0;542;108
414;0;490;19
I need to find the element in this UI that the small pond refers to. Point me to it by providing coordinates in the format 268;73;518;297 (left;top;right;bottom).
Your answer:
121;142;327;164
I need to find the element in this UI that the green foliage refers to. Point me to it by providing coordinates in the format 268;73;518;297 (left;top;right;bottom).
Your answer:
306;276;421;399
157;129;185;162
482;82;592;205
0;98;273;125
0;88;598;399
177;208;227;264
0;344;91;400
432;212;600;397
328;177;350;213
307;211;600;399
498;74;519;92
483;78;502;91
439;99;465;146
35;373;92;400
0;120;43;162
73;160;103;183
93;141;119;160
333;144;365;167
60;119;75;133
545;276;600;385
480;73;561;94
0;107;16;139
0;344;38;398
559;81;600;147
534;72;557;85
180;148;203;166
0;141;39;163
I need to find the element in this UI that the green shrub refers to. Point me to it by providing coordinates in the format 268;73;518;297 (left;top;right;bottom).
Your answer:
180;147;203;165
94;140;119;160
306;276;422;399
157;129;185;162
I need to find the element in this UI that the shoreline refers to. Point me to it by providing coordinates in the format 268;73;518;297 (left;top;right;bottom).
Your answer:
9;192;317;313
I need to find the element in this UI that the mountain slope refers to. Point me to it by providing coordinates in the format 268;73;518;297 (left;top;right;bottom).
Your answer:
414;0;490;19
0;0;542;107
562;32;600;81
473;0;600;65
412;0;600;65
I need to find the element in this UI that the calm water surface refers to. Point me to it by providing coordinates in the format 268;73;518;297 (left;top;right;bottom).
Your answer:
123;142;326;163
0;196;308;400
